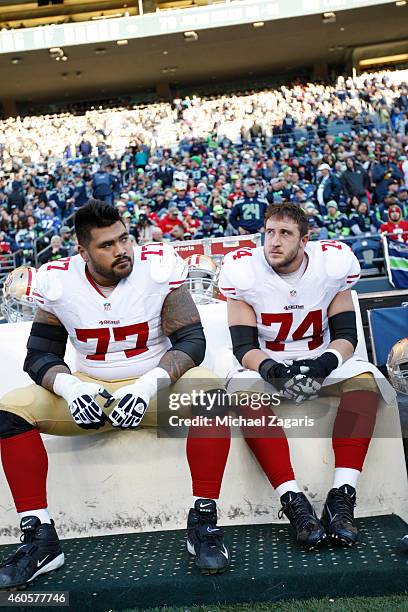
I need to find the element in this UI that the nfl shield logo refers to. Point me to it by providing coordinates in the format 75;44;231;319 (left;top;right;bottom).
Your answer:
290;290;297;297
104;303;111;311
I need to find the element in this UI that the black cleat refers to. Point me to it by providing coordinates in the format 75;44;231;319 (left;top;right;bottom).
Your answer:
186;499;230;575
0;517;64;589
279;491;326;550
321;484;358;546
400;535;408;553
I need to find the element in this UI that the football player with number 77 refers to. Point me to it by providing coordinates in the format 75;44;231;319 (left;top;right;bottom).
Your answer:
0;199;232;589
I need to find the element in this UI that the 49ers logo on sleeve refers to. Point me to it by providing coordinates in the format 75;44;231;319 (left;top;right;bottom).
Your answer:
75;322;149;361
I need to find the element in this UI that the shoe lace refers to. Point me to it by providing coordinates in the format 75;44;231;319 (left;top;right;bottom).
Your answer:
279;495;316;531
331;489;356;523
198;519;223;548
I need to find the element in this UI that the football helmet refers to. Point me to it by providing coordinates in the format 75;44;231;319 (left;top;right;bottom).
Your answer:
1;266;38;323
387;338;408;395
186;254;219;304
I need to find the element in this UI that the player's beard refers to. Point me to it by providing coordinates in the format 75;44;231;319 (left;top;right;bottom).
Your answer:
264;242;303;273
91;255;133;283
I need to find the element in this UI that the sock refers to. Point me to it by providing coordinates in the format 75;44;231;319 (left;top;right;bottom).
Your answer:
276;480;301;498
1;430;48;512
187;421;230;500
332;390;378;471
19;508;51;525
239;405;295;489
332;467;360;490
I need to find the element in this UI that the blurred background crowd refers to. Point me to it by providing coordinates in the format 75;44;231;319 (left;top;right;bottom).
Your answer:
0;68;408;268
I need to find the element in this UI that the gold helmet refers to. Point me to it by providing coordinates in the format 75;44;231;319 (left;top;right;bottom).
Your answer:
186;254;219;304
1;266;38;323
387;338;408;395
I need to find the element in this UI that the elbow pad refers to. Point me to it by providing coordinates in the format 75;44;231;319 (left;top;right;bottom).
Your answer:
168;322;206;366
230;325;260;365
328;311;358;349
24;322;70;385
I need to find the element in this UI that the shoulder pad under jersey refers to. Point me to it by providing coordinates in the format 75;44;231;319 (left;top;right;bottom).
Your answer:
220;248;256;291
36;261;65;302
138;242;181;283
316;240;356;280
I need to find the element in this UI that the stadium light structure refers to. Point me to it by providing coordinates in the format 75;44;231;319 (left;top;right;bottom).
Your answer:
49;47;67;61
322;11;336;23
183;31;198;42
359;53;408;67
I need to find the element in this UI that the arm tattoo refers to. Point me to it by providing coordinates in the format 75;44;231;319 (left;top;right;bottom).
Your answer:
41;365;71;393
159;284;201;383
32;308;70;392
161;284;201;336
158;350;195;385
34;307;63;326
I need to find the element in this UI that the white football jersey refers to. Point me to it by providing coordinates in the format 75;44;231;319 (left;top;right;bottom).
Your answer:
219;240;361;362
34;243;187;380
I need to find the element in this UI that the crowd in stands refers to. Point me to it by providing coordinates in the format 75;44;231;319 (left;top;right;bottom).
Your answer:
0;69;408;268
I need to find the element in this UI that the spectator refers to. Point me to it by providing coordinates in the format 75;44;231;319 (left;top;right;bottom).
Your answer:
159;207;185;237
59;225;76;255
91;164;118;205
350;201;380;236
372;153;403;204
7;182;26;211
38;234;69;265
315;164;342;210
228;178;268;235
322;201;350;240
380;205;408;242
341;158;370;202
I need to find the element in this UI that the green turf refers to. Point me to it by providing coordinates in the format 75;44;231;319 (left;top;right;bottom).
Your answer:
123;594;408;612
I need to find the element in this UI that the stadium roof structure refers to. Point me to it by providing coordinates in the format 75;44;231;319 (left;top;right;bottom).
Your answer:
0;0;407;107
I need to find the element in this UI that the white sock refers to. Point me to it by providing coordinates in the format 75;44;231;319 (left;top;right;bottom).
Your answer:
193;496;218;505
18;508;51;525
276;480;301;498
333;468;360;490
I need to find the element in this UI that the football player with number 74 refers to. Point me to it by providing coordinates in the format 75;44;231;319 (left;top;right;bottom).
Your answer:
0;199;232;589
219;202;395;550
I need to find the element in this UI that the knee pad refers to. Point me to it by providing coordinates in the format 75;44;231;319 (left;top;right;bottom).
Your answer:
0;410;35;439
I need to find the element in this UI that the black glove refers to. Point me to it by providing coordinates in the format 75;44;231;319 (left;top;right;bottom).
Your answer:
259;359;317;403
294;351;340;383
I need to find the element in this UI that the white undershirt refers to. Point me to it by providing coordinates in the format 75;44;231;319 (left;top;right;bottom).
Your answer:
94;281;116;298
278;255;308;286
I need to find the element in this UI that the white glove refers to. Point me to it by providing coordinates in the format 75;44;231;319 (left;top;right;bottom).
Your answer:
53;373;110;430
108;367;171;429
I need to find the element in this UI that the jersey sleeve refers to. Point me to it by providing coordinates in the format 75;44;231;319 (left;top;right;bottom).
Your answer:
139;242;188;293
167;248;188;293
339;250;361;291
319;241;361;291
218;248;255;300
34;260;68;317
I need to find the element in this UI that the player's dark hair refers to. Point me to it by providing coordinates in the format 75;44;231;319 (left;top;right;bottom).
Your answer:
264;202;309;237
74;199;125;247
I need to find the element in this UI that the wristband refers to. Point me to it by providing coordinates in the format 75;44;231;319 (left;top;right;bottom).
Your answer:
324;349;343;369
